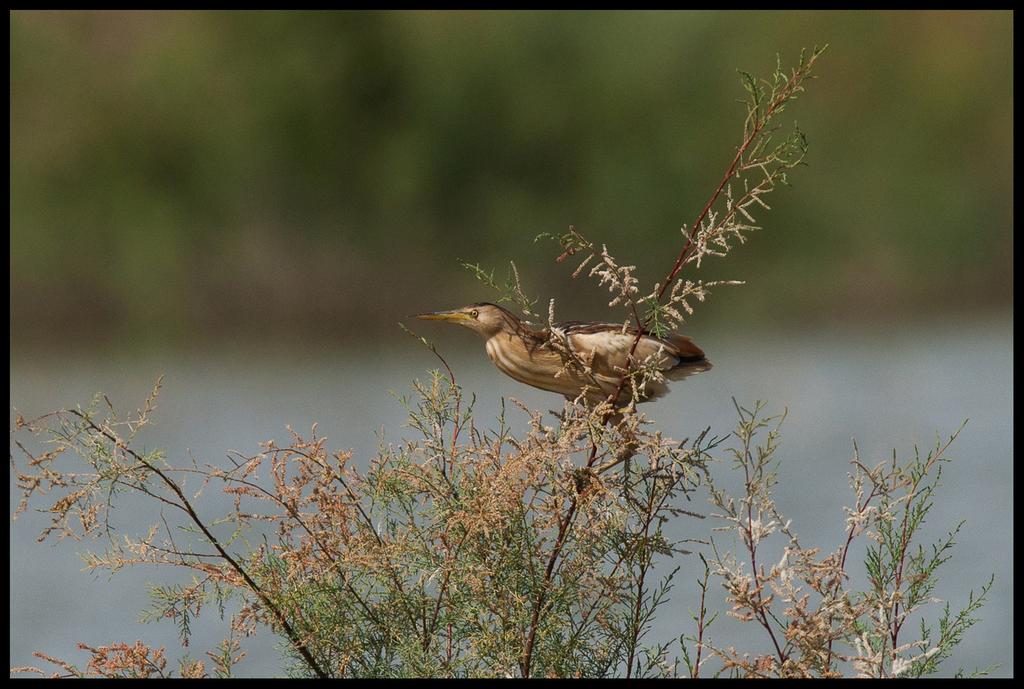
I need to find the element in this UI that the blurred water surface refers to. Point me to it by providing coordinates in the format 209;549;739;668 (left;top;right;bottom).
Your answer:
9;315;1012;676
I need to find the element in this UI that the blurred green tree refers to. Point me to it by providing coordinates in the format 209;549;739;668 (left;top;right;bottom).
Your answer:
10;11;1012;348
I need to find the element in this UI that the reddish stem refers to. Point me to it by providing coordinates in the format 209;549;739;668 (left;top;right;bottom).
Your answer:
603;62;808;411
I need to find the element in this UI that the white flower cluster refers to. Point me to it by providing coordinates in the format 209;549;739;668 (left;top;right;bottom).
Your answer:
589;244;639;309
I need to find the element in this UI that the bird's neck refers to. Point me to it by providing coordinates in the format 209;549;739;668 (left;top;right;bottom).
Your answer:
486;309;535;339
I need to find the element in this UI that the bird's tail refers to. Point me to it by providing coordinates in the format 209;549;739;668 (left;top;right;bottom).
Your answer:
662;333;712;380
664;357;713;380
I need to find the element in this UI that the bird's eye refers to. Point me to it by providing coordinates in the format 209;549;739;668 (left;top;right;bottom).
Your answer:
470;309;479;318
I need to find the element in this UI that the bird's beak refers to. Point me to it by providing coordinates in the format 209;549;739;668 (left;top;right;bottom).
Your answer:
414;309;472;323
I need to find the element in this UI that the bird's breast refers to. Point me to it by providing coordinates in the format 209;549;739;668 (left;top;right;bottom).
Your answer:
485;334;579;396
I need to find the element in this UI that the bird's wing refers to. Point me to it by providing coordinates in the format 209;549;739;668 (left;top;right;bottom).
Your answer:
557;322;709;384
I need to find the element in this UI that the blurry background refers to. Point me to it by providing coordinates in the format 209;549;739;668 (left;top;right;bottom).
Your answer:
10;10;1012;677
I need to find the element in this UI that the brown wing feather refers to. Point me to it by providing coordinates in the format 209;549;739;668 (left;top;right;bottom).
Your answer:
525;321;712;402
561;324;710;375
664;333;707;362
558;323;707;361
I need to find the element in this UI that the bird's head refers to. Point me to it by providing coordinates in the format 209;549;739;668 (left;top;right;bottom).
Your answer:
415;302;512;338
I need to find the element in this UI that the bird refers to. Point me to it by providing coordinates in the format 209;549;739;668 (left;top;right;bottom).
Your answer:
415;302;711;406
